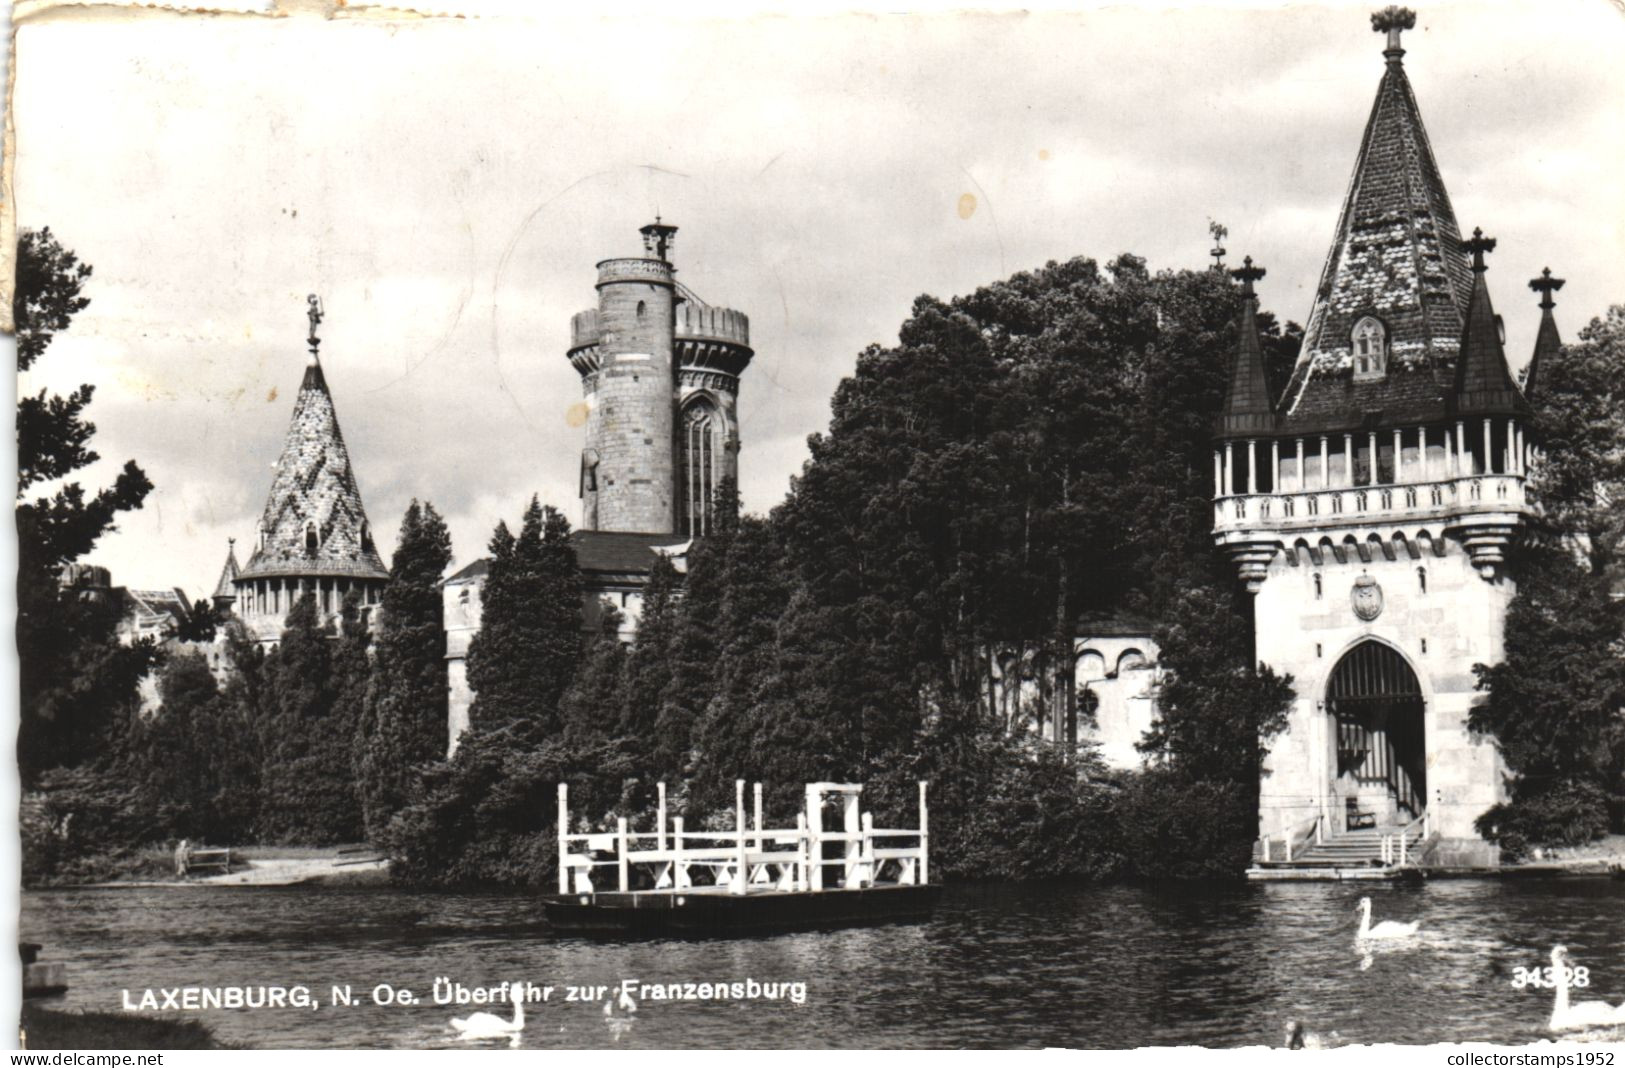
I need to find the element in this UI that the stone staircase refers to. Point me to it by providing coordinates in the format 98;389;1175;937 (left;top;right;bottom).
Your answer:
1254;823;1431;870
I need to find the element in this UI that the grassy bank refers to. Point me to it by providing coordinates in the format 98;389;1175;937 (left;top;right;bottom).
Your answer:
20;1004;235;1050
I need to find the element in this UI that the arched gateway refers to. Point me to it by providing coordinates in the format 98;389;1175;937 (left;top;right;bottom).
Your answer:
1327;642;1425;829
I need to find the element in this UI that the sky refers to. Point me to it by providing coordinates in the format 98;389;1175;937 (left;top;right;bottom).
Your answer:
10;0;1625;598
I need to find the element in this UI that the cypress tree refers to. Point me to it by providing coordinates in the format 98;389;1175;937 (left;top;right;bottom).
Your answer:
465;497;583;742
356;500;452;840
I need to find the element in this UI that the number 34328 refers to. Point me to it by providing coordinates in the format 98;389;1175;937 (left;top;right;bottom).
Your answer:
1511;965;1589;989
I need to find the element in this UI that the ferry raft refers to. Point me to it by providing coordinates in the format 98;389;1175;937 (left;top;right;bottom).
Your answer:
543;780;940;938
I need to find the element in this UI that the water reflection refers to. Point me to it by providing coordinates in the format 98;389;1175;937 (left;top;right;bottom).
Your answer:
21;879;1625;1049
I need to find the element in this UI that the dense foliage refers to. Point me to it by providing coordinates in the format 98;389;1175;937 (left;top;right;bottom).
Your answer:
1471;306;1625;847
15;229;156;781
356;500;453;838
377;255;1300;886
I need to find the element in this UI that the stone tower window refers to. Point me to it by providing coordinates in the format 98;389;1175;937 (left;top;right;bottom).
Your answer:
1352;316;1387;380
680;398;721;537
636;300;647;320
1314;573;1323;599
1417;567;1427;594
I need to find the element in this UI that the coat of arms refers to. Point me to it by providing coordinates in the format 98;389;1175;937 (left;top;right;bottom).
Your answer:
1351;574;1384;621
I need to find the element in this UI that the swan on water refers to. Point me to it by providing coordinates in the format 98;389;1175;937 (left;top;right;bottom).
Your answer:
1549;946;1625;1033
1354;897;1418;940
450;978;526;1041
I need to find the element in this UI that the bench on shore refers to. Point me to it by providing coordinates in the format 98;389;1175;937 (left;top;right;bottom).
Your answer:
180;847;233;876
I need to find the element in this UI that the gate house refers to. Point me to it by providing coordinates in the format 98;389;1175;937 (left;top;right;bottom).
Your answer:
1211;9;1564;865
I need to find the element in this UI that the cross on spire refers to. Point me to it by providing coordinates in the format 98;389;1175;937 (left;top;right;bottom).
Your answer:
306;294;324;363
1208;220;1228;272
1371;6;1416;61
1231;255;1266;298
1464;227;1497;273
1529;267;1565;310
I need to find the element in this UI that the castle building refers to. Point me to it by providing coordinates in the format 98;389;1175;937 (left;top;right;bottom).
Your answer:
443;222;754;751
1213;8;1559;864
218;296;390;641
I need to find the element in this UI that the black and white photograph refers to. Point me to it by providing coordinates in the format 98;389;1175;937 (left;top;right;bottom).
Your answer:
8;0;1625;1053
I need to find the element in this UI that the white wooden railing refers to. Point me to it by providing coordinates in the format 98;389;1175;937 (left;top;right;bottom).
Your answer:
557;780;929;896
1260;812;1323;864
1381;810;1432;866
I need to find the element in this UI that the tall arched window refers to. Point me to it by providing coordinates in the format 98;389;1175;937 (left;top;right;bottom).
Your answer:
680;398;721;537
1352;316;1386;379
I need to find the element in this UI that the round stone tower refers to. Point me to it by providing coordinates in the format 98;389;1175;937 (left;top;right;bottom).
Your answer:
567;221;753;536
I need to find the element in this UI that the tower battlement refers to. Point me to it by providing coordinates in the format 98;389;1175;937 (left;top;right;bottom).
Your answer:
676;305;750;346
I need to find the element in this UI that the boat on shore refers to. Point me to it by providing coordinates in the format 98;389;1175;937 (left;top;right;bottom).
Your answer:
542;780;938;939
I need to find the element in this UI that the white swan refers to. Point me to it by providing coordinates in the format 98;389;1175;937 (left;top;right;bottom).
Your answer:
450;978;526;1041
1549;946;1625;1033
1355;896;1418;940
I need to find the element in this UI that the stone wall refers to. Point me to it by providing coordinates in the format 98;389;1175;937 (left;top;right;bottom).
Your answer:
1253;531;1509;856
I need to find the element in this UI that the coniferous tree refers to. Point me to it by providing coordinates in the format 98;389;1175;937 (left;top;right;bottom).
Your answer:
557;602;628;748
357;500;452;840
620;554;681;774
465;497;583;742
15;228;156;780
257;594;364;843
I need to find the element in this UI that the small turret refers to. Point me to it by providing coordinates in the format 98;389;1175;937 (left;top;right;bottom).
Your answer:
1524;267;1564;400
1219;256;1275;439
1452;228;1526;417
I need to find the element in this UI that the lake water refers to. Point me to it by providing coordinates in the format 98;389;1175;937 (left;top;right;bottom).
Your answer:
21;878;1625;1048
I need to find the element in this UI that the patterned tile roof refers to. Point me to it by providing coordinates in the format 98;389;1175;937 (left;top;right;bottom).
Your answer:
1278;33;1473;435
238;358;389;583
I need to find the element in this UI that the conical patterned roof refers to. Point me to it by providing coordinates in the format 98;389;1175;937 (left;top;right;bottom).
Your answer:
238;357;388;582
1278;33;1472;434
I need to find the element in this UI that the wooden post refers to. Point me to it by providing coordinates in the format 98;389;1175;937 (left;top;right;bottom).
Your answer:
796;811;809;892
918;780;929;885
806;785;824;891
753;782;763;851
861;812;875;888
673;817;689;889
733;779;748;895
557;783;569;894
842;791;861;888
657;781;667;852
617;817;629;892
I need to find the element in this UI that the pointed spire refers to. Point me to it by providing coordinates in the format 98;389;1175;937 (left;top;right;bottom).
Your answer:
237;298;388;585
1278;7;1471;434
1524;267;1565;399
212;538;241;607
1220;257;1275;437
1453;228;1526;416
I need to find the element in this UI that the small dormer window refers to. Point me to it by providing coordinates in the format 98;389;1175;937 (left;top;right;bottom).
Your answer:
304;523;319;555
1352;317;1386;380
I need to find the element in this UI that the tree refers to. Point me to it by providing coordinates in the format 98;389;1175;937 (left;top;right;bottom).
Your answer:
1470;306;1625;841
463;498;583;742
256;594;364;843
15;228;155;781
356;500;452;840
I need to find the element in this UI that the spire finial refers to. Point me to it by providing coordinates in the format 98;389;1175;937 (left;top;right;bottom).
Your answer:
1464;228;1497;273
1371;6;1416;62
1529;267;1565;311
1230;255;1266;298
228;537;235;547
1208;219;1228;272
306;294;324;364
